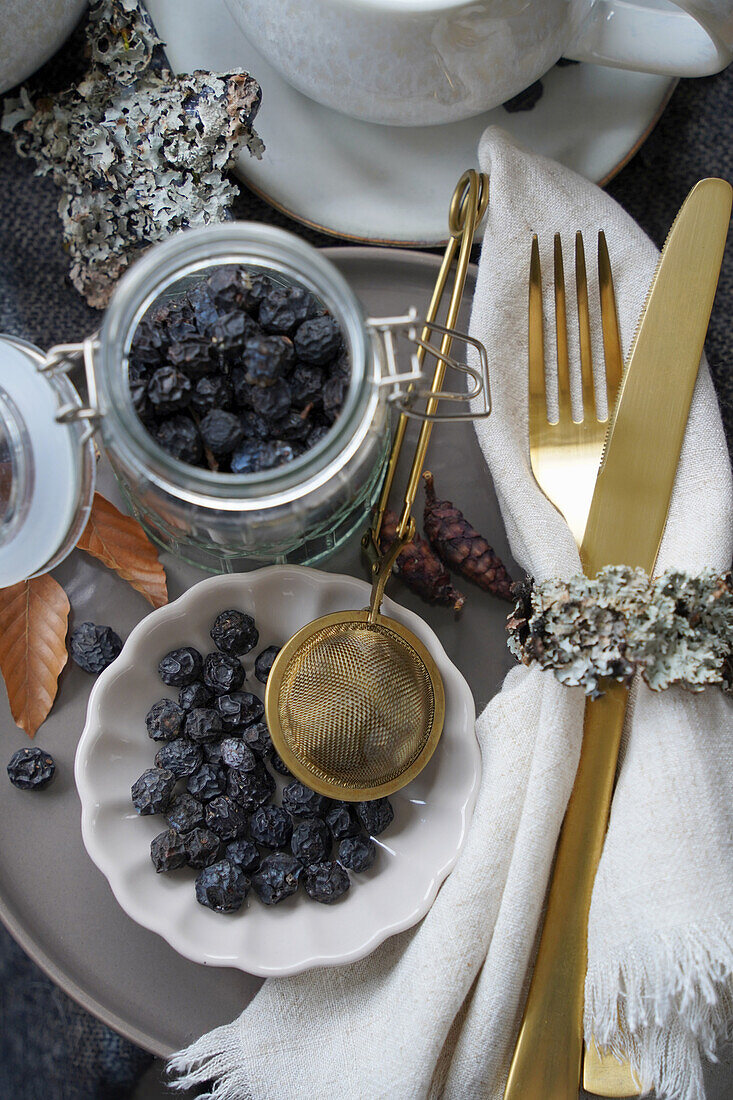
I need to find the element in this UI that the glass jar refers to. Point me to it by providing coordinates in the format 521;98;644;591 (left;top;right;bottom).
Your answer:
0;223;450;583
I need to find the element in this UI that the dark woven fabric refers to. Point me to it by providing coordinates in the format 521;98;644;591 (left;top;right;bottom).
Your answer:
0;16;730;1099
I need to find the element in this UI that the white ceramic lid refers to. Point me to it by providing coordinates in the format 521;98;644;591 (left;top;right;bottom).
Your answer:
0;336;96;587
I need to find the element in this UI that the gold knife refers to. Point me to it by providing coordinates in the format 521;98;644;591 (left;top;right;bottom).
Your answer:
504;177;732;1100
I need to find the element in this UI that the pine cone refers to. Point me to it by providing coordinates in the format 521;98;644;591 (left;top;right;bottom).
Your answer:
423;471;514;602
380;511;465;611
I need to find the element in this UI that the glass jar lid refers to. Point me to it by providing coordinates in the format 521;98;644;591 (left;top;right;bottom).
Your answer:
0;336;96;587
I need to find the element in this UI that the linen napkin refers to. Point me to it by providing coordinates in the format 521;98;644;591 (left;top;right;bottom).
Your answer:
169;128;733;1100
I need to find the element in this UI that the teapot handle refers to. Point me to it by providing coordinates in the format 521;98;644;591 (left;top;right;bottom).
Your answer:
565;0;733;77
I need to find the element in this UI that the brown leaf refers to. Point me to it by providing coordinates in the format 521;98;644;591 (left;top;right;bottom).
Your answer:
77;493;168;608
0;575;70;737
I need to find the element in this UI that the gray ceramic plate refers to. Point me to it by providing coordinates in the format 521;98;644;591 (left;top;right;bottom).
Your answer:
0;248;518;1056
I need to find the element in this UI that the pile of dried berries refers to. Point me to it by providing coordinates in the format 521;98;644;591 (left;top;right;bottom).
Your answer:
129;266;348;474
131;607;393;914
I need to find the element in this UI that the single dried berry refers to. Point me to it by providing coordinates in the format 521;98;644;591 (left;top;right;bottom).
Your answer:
158;647;203;687
131;767;176;815
303;860;350;904
155;738;203;779
210;610;259;657
325;804;361;841
248;379;292;421
184;826;222;869
270;410;313;444
145;698;186;741
355;797;394;836
220;738;257;771
199;409;244;456
178;681;213;712
69;622;123;674
258;286;314;335
240;409;270;441
147;366;192;414
226;761;275;810
212;310;258;355
150;829;187;873
290;364;324;408
207;265;246;309
203;652;245;695
187;283;219;331
7;747;55;791
423;472;514;602
165;792;204;834
241;274;274;316
269;751;291;777
322;376;347;423
204;794;249;841
203;740;225;766
155;415;203;465
216;691;264;730
308;423;330;448
224;838;261;874
380;510;465;611
254;645;280;683
167;338;212;375
252;853;303;905
250;804;293;849
243;335;295;386
294;315;341;364
291;817;330;864
282;781;329;819
241;721;272;758
195;859;249;913
338;835;376;872
187;762;227;802
191;375;233;416
184;707;223;744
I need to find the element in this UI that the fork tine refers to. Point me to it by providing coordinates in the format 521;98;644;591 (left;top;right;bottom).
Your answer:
529;235;547;429
553;234;573;423
575;232;595;420
597;230;623;420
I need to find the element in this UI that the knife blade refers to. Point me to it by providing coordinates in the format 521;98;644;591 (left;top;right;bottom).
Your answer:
581;176;732;576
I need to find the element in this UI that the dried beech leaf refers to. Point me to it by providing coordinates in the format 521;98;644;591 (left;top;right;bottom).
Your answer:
77;493;168;608
0;575;70;737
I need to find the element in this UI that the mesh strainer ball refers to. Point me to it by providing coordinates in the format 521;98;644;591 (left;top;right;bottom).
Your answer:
265;610;445;800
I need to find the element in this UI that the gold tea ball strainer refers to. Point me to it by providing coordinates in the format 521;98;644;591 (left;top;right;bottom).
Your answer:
265;171;490;800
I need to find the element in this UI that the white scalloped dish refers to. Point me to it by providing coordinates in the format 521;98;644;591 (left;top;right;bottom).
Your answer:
75;567;480;977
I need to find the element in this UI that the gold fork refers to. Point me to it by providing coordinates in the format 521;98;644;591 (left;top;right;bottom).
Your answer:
503;231;641;1100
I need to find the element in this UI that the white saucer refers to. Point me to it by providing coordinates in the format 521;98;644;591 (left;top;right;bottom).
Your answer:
145;0;675;245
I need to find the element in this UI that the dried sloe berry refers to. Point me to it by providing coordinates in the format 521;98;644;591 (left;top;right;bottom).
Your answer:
250;804;292;849
178;681;213;712
212;310;257;355
184;827;222;869
69;622;123;674
254;645;280;683
291;817;330;864
269;751;291;777
154;738;202;779
184;707;223;744
203;652;245;695
323;376;347;423
131;767;176;815
202;740;225;766
145;698;186;741
166;792;204;834
7;747;55;791
231;439;299;473
241;721;272;758
290;364;324;408
355;797;394;836
241;274;274;315
226;761;275;810
248;379;292;421
216;691;263;730
147;367;192;414
294;315;341;364
225;839;261;875
303;861;350;904
158;647;203;687
308;423;330;448
243;335;295;386
252;853;303;905
191;375;233;416
199;409;244;456
258;286;314;335
325;804;361;841
338;835;376;873
210;610;259;657
270;410;312;443
187;762;227;802
282;781;329;819
229;439;266;474
195;859;249;913
220;738;256;771
150;829;187;873
168;336;213;375
204;794;249;841
155;415;203;465
187;283;219;331
207;265;245;308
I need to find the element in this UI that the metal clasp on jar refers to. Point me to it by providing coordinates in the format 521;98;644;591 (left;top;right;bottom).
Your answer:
38;336;102;444
367;311;491;422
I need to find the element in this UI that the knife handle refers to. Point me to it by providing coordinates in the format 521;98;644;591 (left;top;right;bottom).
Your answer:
503;681;629;1100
